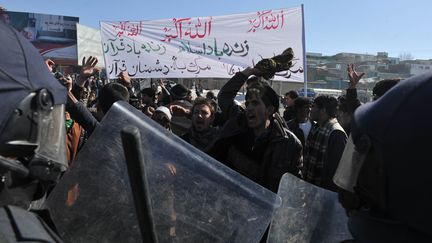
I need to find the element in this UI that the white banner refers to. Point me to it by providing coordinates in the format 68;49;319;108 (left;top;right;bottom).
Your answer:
76;23;105;68
100;6;304;82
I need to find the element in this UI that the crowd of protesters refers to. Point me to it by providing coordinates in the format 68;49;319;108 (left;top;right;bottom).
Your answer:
55;53;402;197
46;49;430;242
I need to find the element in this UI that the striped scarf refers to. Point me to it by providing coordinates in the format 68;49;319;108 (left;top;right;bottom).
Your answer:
303;118;344;186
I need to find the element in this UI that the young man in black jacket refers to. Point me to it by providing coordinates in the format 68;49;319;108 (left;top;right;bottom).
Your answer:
209;67;302;193
287;97;312;148
302;95;347;191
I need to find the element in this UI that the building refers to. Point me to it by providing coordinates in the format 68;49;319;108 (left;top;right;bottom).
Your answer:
407;60;432;76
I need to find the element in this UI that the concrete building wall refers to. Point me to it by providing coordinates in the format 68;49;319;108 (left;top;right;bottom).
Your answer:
410;63;432;76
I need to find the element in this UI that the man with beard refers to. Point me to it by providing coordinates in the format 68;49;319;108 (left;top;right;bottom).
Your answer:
287;97;312;148
140;87;157;117
282;90;299;122
302;95;347;191
209;67;302;193
178;98;219;152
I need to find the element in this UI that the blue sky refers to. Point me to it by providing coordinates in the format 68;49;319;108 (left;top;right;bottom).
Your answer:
2;0;431;59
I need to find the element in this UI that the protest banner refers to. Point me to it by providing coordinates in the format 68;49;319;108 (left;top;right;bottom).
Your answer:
101;6;305;82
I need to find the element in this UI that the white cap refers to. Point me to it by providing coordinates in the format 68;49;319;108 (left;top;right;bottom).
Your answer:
155;106;172;120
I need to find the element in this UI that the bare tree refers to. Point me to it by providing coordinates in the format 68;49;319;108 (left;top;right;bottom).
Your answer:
399;52;414;61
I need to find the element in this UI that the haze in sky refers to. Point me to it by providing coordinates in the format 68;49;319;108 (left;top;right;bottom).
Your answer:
2;0;431;59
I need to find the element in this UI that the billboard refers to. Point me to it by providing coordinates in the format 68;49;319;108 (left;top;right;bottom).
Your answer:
101;6;305;82
2;10;79;60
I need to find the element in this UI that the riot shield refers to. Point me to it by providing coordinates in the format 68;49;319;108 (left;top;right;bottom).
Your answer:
46;101;281;242
267;173;352;243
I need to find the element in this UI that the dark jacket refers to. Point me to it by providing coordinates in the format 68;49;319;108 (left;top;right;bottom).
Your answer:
71;83;90;105
181;127;219;152
286;118;310;148
283;106;296;123
66;99;99;136
345;88;361;111
341;88;362;135
302;119;347;191
209;72;303;192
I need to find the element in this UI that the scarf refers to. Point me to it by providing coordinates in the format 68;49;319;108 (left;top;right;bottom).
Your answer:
303;118;342;186
189;127;219;151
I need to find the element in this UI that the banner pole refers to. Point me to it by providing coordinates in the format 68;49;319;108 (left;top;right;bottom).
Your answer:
301;4;308;98
99;21;111;83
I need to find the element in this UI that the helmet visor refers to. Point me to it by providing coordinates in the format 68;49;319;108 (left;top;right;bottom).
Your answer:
31;104;68;181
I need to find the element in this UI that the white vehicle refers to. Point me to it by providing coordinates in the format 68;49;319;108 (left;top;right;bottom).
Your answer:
313;88;343;98
299;88;343;98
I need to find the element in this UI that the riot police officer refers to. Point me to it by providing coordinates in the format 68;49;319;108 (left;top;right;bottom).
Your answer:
334;71;432;242
0;20;66;242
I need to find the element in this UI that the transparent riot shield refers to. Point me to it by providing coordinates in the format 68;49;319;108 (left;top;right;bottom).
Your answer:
267;173;352;243
46;101;281;243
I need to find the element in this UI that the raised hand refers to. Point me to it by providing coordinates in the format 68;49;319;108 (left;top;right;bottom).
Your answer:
78;56;99;87
143;106;155;117
347;64;365;89
117;71;131;88
45;59;55;72
169;104;190;117
63;74;73;92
